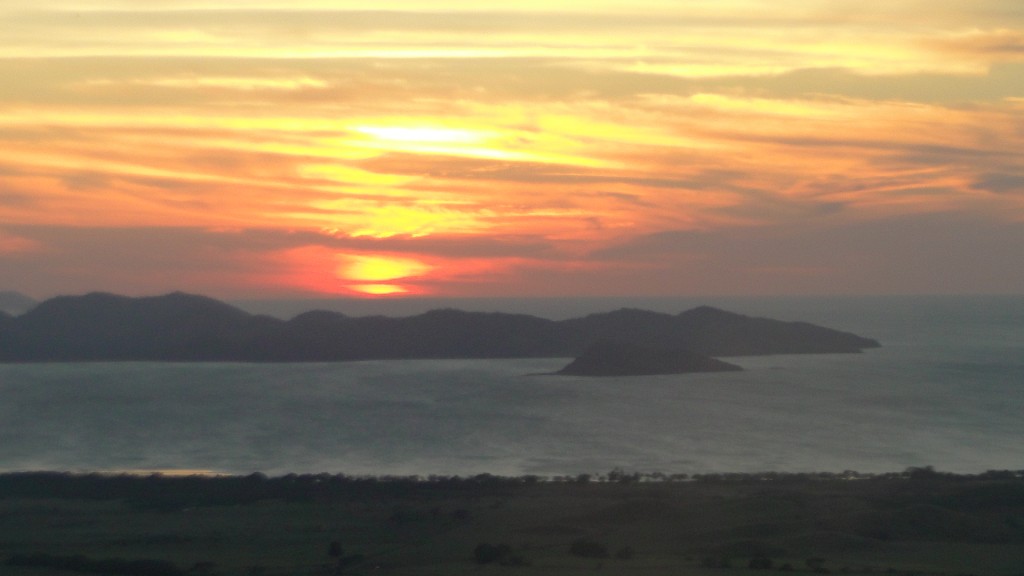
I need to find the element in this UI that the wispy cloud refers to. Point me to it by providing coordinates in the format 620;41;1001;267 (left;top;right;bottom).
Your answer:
2;1;1022;297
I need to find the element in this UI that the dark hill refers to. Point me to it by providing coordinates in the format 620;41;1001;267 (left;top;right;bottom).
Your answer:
556;340;743;376
557;308;681;353
265;308;559;361
671;305;880;355
555;306;878;356
1;292;282;361
0;292;880;362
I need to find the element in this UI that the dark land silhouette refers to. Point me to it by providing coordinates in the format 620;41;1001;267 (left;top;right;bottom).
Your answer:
2;469;1023;575
0;291;879;362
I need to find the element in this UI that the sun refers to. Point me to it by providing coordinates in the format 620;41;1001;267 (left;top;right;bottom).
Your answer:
338;254;433;296
350;283;411;295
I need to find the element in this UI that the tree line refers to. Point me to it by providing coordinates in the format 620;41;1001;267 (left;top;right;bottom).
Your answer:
1;468;1021;510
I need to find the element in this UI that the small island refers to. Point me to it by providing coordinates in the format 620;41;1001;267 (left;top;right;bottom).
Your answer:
556;339;743;376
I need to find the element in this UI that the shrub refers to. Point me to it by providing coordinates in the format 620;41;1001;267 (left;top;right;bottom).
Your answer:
473;543;511;565
700;555;732;569
614;546;636;560
328;541;343;557
6;552;183;575
569;539;609;559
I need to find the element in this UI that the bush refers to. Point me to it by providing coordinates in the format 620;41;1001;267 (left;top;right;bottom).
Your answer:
328;541;343;557
569;539;609;559
473;543;511;565
700;555;732;569
615;546;636;560
472;543;528;567
6;553;183;575
807;557;828;572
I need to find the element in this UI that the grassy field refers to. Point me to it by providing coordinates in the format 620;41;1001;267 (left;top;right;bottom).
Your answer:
1;470;1023;575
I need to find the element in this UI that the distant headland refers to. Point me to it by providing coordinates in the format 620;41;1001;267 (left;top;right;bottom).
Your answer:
0;292;880;367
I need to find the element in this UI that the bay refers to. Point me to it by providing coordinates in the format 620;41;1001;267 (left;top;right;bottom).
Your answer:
1;295;1021;477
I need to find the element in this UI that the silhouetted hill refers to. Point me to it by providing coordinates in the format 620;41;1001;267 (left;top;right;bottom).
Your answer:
671;305;880;355
556;340;743;376
1;292;282;361
555;305;879;356
0;292;879;362
261;308;560;361
0;290;36;315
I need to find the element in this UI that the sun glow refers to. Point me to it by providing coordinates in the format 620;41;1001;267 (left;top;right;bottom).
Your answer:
338;254;433;296
342;254;432;282
351;283;412;295
348;123;528;161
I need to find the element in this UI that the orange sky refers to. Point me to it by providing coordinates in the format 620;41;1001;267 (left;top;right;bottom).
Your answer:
2;1;1023;299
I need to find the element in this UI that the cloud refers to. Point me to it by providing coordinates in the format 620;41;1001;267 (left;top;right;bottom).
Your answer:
588;212;1024;295
5;3;1016;79
0;230;41;255
931;28;1024;59
83;75;330;92
975;172;1024;194
3;2;1024;298
693;64;1024;104
360;152;705;191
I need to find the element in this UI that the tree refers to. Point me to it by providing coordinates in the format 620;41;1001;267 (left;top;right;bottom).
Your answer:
473;543;511;564
806;557;827;572
615;546;636;560
328;541;343;558
569;539;609;558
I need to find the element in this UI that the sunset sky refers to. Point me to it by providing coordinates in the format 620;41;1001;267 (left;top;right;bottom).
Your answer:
2;1;1023;300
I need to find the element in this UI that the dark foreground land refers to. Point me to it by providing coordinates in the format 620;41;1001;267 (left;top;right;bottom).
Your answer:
2;469;1023;576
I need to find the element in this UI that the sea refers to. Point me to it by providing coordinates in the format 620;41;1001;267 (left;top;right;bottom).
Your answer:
1;295;1021;478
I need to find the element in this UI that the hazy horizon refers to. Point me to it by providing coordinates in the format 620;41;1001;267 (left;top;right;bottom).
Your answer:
6;288;1023;324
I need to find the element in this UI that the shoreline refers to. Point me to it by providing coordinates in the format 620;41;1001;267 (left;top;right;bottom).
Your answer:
3;466;1022;484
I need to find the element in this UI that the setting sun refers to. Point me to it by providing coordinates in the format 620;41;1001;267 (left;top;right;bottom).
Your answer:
338;254;433;295
341;255;433;282
349;283;411;296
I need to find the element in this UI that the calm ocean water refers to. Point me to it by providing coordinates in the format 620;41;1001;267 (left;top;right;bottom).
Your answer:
1;296;1022;477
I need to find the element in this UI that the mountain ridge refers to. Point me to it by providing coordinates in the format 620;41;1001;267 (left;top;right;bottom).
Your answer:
0;291;880;362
